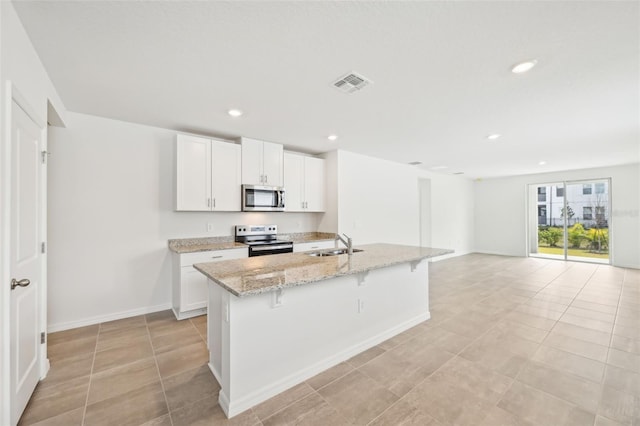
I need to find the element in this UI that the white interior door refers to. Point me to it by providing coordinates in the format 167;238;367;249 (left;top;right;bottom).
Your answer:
10;99;42;425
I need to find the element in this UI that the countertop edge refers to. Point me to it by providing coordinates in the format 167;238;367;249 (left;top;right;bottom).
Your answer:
194;247;453;298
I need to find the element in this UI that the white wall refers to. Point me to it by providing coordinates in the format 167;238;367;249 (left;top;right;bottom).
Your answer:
474;163;640;268
0;3;68;424
318;149;475;258
47;112;320;331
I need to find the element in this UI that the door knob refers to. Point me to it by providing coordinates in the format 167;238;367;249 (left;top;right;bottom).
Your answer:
10;278;30;290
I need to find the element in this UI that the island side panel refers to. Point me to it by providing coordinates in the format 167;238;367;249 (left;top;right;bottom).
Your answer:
218;259;429;418
207;282;223;384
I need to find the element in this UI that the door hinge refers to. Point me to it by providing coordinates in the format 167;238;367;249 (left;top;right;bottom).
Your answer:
40;332;46;344
41;150;50;164
41;242;46;254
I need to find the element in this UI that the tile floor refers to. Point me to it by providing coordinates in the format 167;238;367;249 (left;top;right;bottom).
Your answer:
19;254;640;426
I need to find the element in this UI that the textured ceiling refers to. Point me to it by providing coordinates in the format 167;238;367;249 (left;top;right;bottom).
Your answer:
12;1;640;178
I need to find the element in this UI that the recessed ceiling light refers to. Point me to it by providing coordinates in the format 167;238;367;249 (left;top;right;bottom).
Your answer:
408;161;422;166
327;134;338;141
486;134;501;140
511;60;537;74
431;166;448;170
538;161;547;166
227;109;243;117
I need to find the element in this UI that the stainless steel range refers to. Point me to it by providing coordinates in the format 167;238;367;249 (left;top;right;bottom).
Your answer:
235;225;294;257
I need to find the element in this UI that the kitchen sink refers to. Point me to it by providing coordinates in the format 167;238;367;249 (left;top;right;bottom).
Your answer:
307;248;364;257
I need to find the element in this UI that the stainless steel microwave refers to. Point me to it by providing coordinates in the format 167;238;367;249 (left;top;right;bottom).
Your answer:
242;185;285;212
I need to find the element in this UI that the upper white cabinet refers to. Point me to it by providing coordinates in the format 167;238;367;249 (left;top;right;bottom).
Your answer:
176;134;241;211
241;137;283;186
284;152;325;212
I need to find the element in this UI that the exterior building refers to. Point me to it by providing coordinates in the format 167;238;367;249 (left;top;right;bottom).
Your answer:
537;182;609;228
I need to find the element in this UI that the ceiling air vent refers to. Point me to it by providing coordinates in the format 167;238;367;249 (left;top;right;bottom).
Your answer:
408;161;422;166
333;72;372;94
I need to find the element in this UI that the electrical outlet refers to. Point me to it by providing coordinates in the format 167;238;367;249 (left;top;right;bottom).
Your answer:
207;223;214;232
358;299;364;313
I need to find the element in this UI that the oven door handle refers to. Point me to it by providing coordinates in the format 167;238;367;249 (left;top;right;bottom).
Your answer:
251;244;293;252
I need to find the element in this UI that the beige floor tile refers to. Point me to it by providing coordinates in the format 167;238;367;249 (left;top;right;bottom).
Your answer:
604;365;640;397
139;415;173;426
47;324;99;346
493;319;550;343
564;407;596;426
533;345;605;383
598;386;640;425
477;406;537;426
478;327;541;357
566;306;616;323
415;326;474;354
148;317;197;339
145;310;176;325
189;314;207;326
358;341;453;397
317;370;399;425
594;415;627;426
87;357;160;405
151;327;203;354
170;397;258;426
439;312;497;338
346;345;386;368
610;335;640;356
42;352;94;387
306;362;353;390
459;339;529;378
92;337;154;373
543;331;609;362
524;298;569;313
252;382;315;421
18;376;89;426
506;311;558;331
47;335;97;361
262;392;347;426
570;300;618;315
162;364;220;411
21;407;84;426
84;381;168;426
497;381;577;426
402;373;494;426
559;313;614;333
155;341;208;379
517;361;601;412
615;314;640;328
613;323;640;340
551;321;612;347
95;324;150;352
427;356;512;404
607;348;640;374
99;315;147;332
368;399;437;426
515;305;564;320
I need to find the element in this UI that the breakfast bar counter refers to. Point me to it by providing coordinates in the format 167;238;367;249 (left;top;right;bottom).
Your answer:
194;243;452;418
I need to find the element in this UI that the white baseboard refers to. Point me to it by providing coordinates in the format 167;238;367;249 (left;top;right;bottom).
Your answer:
221;312;429;418
47;303;172;333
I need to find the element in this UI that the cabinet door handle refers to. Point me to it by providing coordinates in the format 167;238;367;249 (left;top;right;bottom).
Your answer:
264;174;268;183
211;255;223;259
213;198;216;208
207;198;211;207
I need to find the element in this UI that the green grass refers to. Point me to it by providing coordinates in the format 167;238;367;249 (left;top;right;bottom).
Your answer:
537;246;609;259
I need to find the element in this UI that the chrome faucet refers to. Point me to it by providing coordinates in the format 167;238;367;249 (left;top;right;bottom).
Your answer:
336;233;353;255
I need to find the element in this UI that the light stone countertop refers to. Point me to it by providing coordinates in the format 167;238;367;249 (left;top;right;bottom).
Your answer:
168;232;337;254
193;243;453;297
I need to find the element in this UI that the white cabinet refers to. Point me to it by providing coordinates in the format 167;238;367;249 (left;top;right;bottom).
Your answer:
284;152;325;212
176;134;241;211
241;137;283;186
293;240;335;253
172;247;247;320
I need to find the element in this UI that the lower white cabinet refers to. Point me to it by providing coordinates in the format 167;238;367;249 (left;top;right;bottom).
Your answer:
293;240;335;253
172;247;247;320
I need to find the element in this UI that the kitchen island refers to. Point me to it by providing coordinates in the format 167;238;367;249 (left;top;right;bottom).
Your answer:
194;243;452;418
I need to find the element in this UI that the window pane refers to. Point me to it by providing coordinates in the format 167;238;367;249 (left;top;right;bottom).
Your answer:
556;187;564;197
583;207;593;220
583;184;592;195
595;183;605;194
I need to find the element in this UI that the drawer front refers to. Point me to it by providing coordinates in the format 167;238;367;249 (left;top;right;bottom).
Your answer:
180;247;247;267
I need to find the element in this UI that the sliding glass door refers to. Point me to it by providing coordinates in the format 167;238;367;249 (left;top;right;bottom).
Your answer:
528;179;610;264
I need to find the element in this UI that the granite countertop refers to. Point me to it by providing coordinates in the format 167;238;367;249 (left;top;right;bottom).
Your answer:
193;243;453;297
168;232;338;254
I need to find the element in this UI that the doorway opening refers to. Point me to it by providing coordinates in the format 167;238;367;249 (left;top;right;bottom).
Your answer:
528;179;611;264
